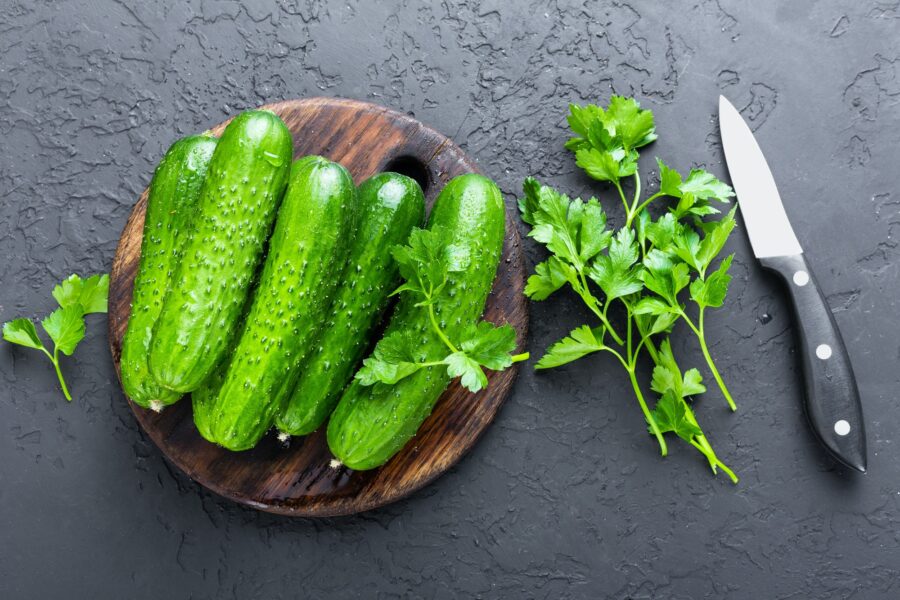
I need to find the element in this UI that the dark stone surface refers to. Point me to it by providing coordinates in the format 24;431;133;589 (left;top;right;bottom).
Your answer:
1;1;898;598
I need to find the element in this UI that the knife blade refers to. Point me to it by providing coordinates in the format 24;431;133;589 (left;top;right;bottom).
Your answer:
718;95;867;473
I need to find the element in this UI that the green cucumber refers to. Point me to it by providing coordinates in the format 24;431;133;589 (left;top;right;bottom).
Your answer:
191;367;221;443
327;173;505;470
121;134;217;411
203;156;357;451
149;110;292;393
275;172;425;437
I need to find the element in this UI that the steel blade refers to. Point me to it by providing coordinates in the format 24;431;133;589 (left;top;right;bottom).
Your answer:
719;95;803;258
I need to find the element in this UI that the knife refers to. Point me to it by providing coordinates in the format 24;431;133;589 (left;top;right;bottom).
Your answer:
718;95;867;473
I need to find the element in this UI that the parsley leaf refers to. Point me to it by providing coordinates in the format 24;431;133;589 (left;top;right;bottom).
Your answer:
641;250;690;306
576;147;635;185
444;352;488;393
52;274;109;314
535;325;605;369
644;212;679;250
587;227;643;299
650;339;707;399
604;96;658;150
521;178;611;269
525;257;575;300
680;169;735;203
657;158;684;198
655;160;734;219
41;305;86;356
652;391;704;442
695;208;737;275
2;318;44;350
391;227;465;303
690;254;734;309
355;331;424;386
448;321;523;391
459;322;518;371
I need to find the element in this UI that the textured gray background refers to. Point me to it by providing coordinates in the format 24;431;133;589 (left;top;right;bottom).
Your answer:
2;1;899;598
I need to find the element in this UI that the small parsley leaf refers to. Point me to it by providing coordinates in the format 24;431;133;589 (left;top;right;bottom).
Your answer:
444;352;488;393
690;254;734;309
576;147;634;185
588;228;643;299
536;325;605;369
652;391;704;442
41;305;85;356
52;274;110;314
2;318;44;350
604;96;658;150
524;257;575;301
459;322;518;371
355;331;424;386
680;169;735;203
391;227;465;304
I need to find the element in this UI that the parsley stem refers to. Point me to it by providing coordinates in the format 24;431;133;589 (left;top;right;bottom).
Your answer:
688;437;738;483
697;308;736;411
511;353;530;363
635;319;659;364
679;396;719;472
679;309;736;411
602;346;629;370
50;346;72;402
625;172;642;227
625;310;667;455
633;191;665;217
627;366;667;456
427;303;458;354
614;181;629;216
577;271;623;345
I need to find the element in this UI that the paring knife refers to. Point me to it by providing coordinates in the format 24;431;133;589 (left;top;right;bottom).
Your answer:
718;95;867;473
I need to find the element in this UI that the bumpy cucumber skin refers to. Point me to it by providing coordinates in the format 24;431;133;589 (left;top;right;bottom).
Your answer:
148;110;293;393
191;367;221;443
275;173;425;437
204;156;357;451
121;135;217;410
326;173;505;470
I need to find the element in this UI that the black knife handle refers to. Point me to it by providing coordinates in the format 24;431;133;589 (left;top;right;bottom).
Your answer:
759;253;867;472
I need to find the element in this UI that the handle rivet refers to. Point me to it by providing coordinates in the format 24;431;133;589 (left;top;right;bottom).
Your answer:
793;270;810;286
834;420;851;436
816;344;832;360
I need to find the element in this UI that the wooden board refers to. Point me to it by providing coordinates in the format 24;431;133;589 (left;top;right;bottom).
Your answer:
108;98;528;517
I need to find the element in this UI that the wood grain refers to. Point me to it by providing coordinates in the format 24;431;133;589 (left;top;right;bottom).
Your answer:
108;98;528;517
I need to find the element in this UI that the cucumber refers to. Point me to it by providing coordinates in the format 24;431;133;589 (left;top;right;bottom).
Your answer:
203;156;357;451
148;110;293;393
326;173;505;470
275;172;425;437
121;135;217;411
191;367;221;442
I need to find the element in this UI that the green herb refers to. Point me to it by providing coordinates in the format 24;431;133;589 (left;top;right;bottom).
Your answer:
520;96;738;482
3;274;109;401
355;227;528;393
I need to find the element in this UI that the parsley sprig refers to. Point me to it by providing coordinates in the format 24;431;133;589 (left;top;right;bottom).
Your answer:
355;227;528;393
2;274;109;401
521;97;738;482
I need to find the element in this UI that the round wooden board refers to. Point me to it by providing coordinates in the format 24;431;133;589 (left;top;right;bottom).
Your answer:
108;98;528;517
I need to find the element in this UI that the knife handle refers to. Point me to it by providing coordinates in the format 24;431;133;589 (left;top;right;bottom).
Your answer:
759;253;867;472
